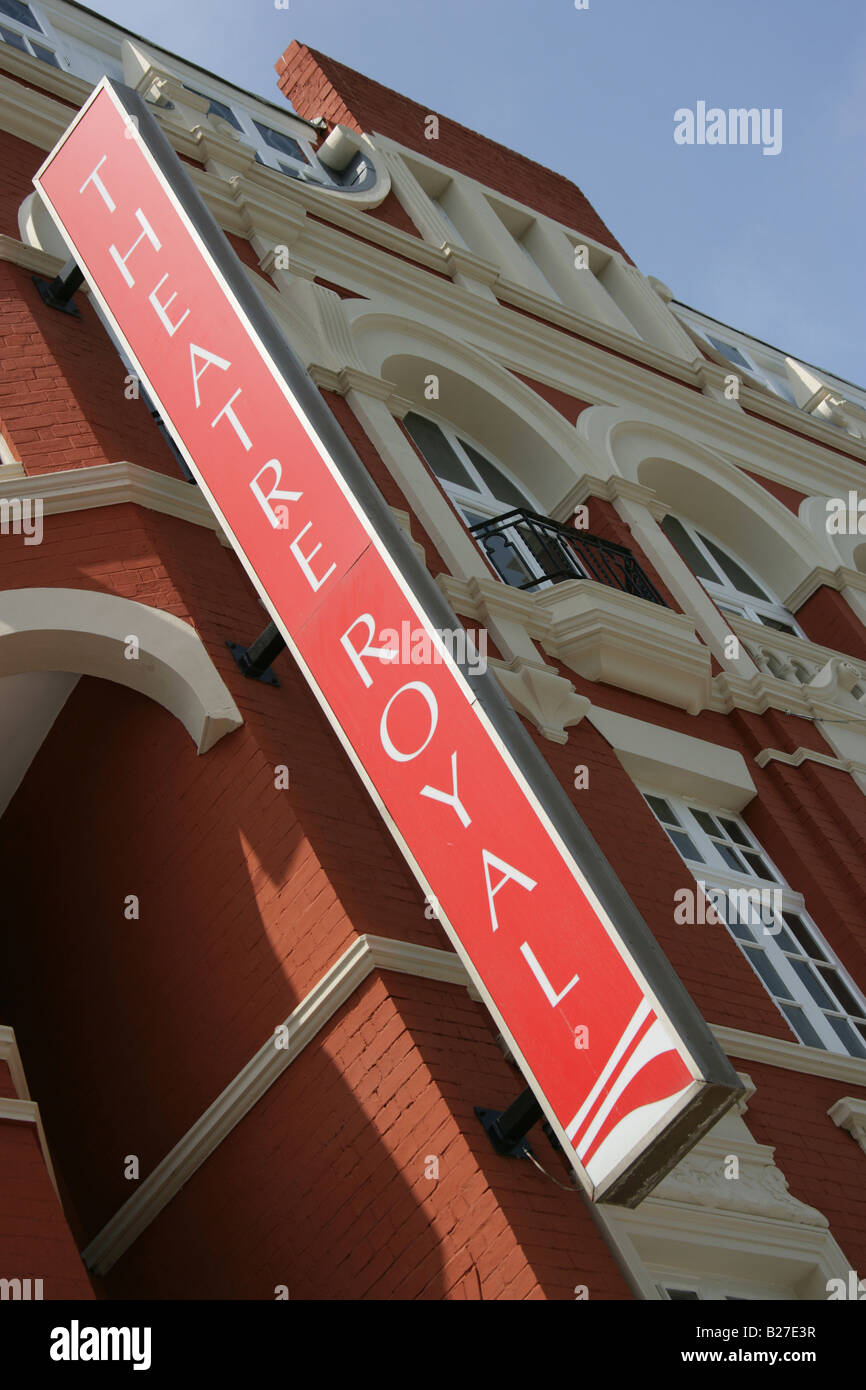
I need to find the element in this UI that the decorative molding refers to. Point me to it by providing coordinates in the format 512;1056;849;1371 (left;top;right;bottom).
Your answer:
537;581;712;714
652;1134;828;1229
489;656;591;743
786;565;866;611
827;1097;866;1155
552;473;660;522
755;746;866;777
81;933;471;1276
0;1025;58;1194
588;705;756;811
438;573;711;713
711;1024;866;1086
0;232;66;277
0;587;242;754
0;459;225;532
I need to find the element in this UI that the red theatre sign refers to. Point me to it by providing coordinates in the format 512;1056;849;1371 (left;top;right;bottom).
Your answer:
35;80;741;1204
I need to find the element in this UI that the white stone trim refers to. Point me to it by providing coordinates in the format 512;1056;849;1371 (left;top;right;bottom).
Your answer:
81;933;471;1276
588;705;756;810
711;1024;866;1086
0;458;226;531
0;1025;58;1195
77;924;866;1278
598;1068;853;1300
0;588;242;753
439;572;712;714
755;746;866;777
827;1097;866;1155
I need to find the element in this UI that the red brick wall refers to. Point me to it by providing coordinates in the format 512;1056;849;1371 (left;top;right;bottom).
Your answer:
796;585;866;663
276;44;632;262
0;260;180;476
729;1055;866;1280
0;1120;94;1300
103;972;631;1300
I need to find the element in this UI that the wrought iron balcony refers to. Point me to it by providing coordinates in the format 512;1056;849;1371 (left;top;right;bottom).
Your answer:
469;508;668;605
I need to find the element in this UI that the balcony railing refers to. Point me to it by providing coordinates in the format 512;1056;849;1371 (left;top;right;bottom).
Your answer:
469;508;668;605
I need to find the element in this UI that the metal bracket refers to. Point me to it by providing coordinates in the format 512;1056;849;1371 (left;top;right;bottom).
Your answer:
226;622;286;686
32;259;84;317
475;1088;542;1160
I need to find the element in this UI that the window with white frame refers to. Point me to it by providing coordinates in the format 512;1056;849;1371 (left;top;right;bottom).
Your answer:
0;0;62;66
643;791;866;1058
181;84;329;185
699;328;798;405
658;1277;794;1301
660;513;803;636
403;411;584;589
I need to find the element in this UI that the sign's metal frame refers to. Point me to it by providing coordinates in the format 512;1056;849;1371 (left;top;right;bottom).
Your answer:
33;79;742;1206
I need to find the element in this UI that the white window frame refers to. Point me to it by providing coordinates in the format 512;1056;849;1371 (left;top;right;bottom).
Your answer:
662;513;805;637
658;1274;795;1301
642;789;866;1059
181;83;329;186
404;412;587;590
0;0;64;68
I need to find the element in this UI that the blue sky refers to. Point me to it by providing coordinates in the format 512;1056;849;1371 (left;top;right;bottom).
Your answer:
93;0;864;385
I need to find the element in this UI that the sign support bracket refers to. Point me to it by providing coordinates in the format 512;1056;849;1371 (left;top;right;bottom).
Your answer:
226;622;286;686
33;258;84;316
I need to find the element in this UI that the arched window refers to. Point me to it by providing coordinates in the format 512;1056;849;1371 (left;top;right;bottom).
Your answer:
661;514;804;636
404;411;559;589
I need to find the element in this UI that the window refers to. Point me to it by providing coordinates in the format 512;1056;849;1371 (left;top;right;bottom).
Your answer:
644;791;866;1058
403;412;579;589
661;514;803;637
181;84;327;183
184;87;244;132
701;330;798;404
0;0;60;65
659;1280;791;1301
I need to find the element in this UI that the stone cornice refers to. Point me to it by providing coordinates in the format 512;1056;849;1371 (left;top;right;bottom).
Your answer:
754;746;866;777
713;1024;866;1087
0;459;224;532
0;232;66;277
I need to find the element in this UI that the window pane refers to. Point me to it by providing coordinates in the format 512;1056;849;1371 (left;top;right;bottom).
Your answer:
757;614;798;635
718;844;747;872
789;958;837;1011
718;817;751;847
742;945;791;999
699;535;771;601
666;1288;700;1301
460;441;531;510
824;1016;866;1059
186;88;244;131
668;829;703;860
816;967;865;1020
692;809;719;837
482;534;536;588
707;335;752;371
779;1003;825;1049
0;23;27;50
660;515;719;583
783;912;827;960
404;414;476;490
0;0;41;30
253;119;306;162
31;41;57;65
742;851;776;881
645;794;679;825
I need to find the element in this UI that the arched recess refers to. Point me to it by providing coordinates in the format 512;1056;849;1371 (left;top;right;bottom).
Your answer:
578;406;836;604
343;304;595;511
0;589;242;755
